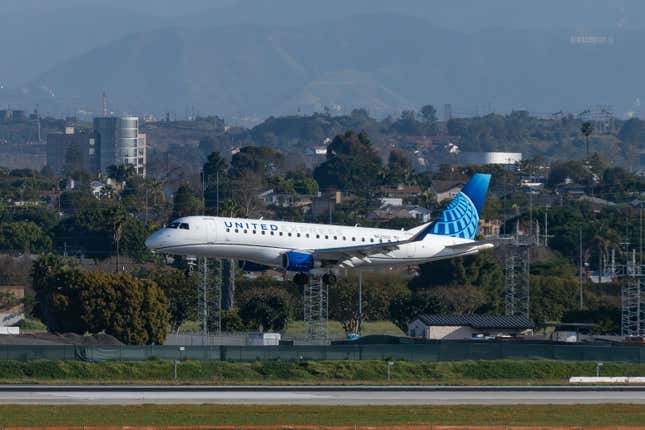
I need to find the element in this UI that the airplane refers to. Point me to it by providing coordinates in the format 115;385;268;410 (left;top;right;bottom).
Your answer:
145;173;494;285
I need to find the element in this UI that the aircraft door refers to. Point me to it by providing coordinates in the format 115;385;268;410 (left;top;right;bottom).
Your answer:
206;219;217;244
405;242;416;258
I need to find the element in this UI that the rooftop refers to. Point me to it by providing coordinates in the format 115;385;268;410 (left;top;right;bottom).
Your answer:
414;314;536;329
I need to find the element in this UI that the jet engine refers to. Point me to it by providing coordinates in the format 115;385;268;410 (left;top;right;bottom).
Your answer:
239;261;271;272
281;251;319;272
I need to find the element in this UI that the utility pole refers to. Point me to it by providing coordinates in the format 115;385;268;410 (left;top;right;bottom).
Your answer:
358;271;363;335
544;206;549;247
579;226;584;310
201;257;208;336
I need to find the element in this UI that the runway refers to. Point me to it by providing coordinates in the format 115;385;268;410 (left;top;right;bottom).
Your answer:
2;385;645;405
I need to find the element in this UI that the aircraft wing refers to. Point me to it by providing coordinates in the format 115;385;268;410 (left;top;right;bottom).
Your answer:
307;221;434;264
309;241;405;264
309;238;494;268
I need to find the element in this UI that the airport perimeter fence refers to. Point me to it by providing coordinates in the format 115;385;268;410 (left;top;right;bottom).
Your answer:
2;341;645;363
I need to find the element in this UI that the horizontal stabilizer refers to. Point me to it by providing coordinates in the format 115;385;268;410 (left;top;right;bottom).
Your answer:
444;241;494;252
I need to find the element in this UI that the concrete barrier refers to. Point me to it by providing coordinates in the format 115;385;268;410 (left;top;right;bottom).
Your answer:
570;376;645;383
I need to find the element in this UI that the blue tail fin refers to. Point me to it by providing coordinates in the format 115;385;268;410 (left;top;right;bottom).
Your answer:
423;173;491;240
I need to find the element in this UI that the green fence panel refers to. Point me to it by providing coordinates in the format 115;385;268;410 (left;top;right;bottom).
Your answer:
582;345;640;363
552;343;585;361
3;342;645;363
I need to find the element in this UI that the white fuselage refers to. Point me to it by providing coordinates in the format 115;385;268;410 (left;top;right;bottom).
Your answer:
145;216;478;271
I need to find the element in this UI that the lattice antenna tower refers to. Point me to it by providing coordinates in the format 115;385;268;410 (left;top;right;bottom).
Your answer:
303;275;329;343
101;91;108;117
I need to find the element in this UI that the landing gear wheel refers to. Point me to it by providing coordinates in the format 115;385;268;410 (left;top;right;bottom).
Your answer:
293;272;309;286
322;272;337;285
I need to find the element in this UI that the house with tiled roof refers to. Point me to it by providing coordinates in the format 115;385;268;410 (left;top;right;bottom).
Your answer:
407;314;535;339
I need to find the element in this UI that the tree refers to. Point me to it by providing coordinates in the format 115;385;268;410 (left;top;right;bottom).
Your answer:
392;110;424;135
581;121;593;157
0;221;52;254
313;131;382;193
409;252;504;314
172;184;203;219
32;255;170;344
420;104;438;123
107;164;136;182
52;202;148;261
386;148;415;185
143;266;197;331
198;135;227;158
390;289;440;331
238;287;291;331
428;285;486;314
203;152;228;179
218;309;246;332
329;272;409;334
0;290;19;308
229;146;284;179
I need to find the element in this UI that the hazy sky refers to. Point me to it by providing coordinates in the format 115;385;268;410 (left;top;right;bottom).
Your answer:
2;0;644;31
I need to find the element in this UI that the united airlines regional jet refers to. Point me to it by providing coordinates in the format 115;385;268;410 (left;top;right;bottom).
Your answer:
145;173;493;284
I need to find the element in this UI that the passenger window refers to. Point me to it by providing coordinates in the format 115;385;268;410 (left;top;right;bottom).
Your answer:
325;235;328;239
306;233;310;238
297;233;301;237
244;229;248;233
235;229;239;233
252;230;256;234
270;231;274;235
180;223;189;230
261;231;265;235
168;222;179;229
342;236;346;240
352;237;356;241
279;232;283;236
362;238;365;242
316;234;320;239
333;236;337;240
370;238;374;243
288;232;292;237
226;228;230;232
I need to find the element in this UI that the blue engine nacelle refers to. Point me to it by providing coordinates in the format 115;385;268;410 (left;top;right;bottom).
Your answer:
282;251;316;272
239;261;271;272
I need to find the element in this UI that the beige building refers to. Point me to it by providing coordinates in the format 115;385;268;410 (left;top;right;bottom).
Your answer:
408;314;535;340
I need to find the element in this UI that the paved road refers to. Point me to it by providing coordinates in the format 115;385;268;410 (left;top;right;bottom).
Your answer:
2;385;645;405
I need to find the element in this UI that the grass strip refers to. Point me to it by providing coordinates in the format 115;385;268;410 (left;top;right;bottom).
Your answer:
1;404;645;426
1;359;645;385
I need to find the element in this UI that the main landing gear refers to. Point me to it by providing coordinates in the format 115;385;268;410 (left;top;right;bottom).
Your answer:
292;271;336;286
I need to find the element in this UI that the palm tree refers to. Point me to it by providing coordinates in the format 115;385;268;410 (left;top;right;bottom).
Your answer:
581;121;594;157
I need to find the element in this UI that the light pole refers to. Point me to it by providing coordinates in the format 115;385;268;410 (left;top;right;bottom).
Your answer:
386;361;394;382
358;271;363;335
579;226;584;310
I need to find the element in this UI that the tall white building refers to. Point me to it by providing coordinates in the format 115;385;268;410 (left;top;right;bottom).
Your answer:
94;116;146;176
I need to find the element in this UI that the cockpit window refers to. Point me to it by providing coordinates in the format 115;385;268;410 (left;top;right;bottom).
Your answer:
180;223;190;230
168;222;180;229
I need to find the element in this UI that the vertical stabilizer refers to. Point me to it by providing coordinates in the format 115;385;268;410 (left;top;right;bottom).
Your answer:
426;173;491;239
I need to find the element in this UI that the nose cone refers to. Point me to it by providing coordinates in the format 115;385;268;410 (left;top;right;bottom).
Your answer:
145;230;162;251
